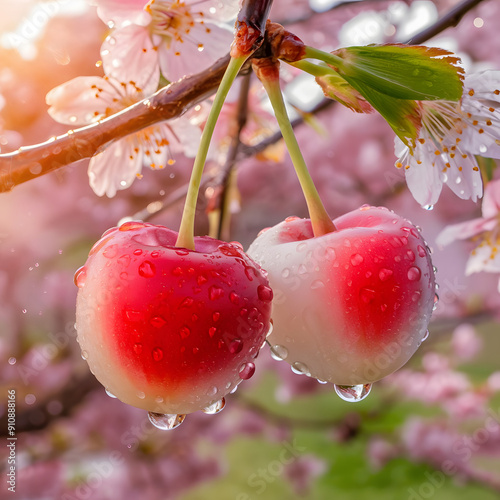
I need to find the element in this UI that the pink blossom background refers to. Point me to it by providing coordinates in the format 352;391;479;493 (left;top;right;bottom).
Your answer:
1;1;500;499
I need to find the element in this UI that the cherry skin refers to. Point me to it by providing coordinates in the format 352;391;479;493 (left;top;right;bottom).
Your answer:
75;221;273;415
247;206;436;386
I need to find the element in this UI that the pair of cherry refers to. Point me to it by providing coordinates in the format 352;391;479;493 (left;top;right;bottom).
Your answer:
75;206;435;429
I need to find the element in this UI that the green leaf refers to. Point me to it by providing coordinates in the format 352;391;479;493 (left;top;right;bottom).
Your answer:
332;44;464;102
315;73;373;114
345;78;421;146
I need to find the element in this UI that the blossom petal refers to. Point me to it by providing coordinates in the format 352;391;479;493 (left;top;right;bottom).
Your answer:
157;21;233;81
465;241;500;275
92;0;151;27
102;25;160;91
186;0;239;22
437;149;482;203
436;218;496;247
395;137;443;207
46;76;124;125
163;117;201;158
88;139;143;197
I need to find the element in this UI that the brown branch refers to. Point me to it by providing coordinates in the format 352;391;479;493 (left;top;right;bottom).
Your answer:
406;0;488;44
0;0;487;193
0;0;275;193
0;56;230;192
0;371;99;436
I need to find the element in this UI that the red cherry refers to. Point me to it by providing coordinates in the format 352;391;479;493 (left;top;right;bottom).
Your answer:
248;206;436;392
75;221;272;416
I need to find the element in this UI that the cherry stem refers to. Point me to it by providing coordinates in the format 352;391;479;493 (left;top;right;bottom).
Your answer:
303;46;344;69
176;55;248;250
259;69;336;237
289;59;334;78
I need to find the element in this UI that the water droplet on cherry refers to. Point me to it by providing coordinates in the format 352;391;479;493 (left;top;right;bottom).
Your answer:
257;285;273;302
74;266;87;288
202;398;226;415
148;412;186;430
378;268;393;281
150;316;166;328
179;326;190;339
103;244;118;259
229;338;243;354
105;389;116;398
291;361;310;376
138;261;156;278
359;287;376;304
311;280;325;289
281;268;290;278
433;293;439;311
334;383;372;402
417;245;426;258
209;286;224;300
239;362;255;380
179;297;194;308
407;266;421;281
152;347;163;361
270;344;288;361
350;253;364;266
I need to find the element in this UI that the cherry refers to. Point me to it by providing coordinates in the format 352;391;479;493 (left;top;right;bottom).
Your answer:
248;206;436;395
75;221;272;417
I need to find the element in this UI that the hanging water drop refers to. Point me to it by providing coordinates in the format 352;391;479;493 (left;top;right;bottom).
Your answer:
334;383;372;402
270;344;288;361
422;330;430;342
74;266;87;288
105;389;117;398
239;362;255;380
257;285;273;302
202;398;226;415
148;412;186;430
266;320;273;337
433;293;439;311
291;361;310;376
423;205;434;211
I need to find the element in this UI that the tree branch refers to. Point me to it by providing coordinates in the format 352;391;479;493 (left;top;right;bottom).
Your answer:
0;0;487;193
406;0;488;45
0;56;230;192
